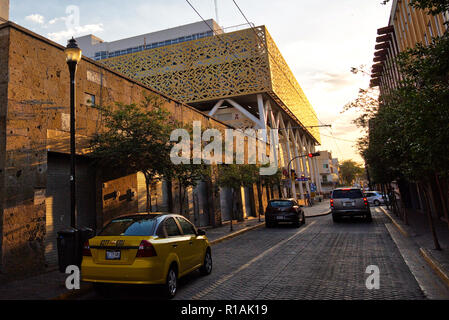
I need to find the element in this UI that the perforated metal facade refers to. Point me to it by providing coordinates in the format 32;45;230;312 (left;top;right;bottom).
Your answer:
101;26;320;143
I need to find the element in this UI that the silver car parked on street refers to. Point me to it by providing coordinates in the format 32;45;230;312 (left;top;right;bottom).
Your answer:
364;191;385;206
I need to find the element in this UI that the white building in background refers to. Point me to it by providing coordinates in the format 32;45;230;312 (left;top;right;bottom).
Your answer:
317;151;340;195
76;19;221;61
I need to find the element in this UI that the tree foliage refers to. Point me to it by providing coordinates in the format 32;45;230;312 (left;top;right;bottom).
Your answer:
339;160;365;186
346;32;449;185
89;94;178;211
382;0;449;15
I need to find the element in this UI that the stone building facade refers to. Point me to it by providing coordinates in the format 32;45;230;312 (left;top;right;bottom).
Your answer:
0;22;272;278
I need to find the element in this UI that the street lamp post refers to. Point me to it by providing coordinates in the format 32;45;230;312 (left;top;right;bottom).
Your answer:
65;38;82;228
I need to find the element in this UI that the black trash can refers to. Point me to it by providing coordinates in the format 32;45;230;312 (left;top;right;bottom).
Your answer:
77;226;95;266
57;228;80;273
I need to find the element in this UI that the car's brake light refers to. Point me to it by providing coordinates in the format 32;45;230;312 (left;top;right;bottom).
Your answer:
330;199;334;207
363;197;368;206
82;240;91;256
136;240;157;257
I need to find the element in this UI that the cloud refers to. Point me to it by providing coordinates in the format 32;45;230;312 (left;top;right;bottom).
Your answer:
304;71;358;91
47;23;104;42
25;14;45;25
48;17;66;25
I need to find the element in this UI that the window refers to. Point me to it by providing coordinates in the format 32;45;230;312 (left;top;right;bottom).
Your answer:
323;164;329;169
428;22;434;38
177;217;196;235
406;1;412;22
268;200;295;208
435;16;442;36
99;216;157;236
164;217;181;237
332;189;363;199
401;4;409;31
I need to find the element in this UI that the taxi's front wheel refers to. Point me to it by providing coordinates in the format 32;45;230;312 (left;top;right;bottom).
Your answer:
199;249;212;275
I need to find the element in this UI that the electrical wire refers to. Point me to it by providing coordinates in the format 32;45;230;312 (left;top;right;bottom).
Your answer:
231;0;329;128
319;133;359;143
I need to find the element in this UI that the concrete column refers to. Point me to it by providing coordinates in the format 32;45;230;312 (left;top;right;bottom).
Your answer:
299;137;311;195
294;132;304;200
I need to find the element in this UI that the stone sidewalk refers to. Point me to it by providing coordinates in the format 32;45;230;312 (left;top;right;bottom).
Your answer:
381;206;449;289
0;201;330;300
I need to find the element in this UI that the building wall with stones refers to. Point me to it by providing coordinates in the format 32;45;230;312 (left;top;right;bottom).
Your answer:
0;23;9;273
0;22;234;277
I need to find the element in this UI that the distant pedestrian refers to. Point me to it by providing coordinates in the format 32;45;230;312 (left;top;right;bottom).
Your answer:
306;192;312;207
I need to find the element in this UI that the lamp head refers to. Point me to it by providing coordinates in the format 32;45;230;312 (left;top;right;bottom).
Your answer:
65;37;82;63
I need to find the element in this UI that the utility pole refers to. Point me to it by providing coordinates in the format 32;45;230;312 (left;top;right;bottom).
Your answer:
214;0;219;26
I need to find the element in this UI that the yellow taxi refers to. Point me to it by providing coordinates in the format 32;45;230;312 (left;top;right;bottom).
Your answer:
81;213;212;298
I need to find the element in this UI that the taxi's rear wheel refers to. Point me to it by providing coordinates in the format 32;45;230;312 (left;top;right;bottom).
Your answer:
163;264;178;299
200;249;212;275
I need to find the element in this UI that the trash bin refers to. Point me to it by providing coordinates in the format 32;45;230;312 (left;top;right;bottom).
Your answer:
77;226;95;266
57;228;80;273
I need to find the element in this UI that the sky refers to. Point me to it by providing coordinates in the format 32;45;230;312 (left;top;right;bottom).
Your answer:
9;0;393;165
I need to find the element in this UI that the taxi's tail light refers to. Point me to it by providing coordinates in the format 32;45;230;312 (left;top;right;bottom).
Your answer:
330;199;334;207
363;197;368;206
136;240;157;257
82;240;91;256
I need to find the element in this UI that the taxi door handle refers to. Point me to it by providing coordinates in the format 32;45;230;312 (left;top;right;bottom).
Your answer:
172;244;178;248
189;241;193;245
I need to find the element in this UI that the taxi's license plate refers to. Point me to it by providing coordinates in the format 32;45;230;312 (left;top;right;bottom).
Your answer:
276;216;284;220
344;202;354;207
106;250;121;260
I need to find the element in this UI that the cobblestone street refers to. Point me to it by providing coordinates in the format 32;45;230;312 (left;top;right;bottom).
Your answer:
80;207;449;300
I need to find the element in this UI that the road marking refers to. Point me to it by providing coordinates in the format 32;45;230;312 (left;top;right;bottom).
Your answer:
192;221;316;300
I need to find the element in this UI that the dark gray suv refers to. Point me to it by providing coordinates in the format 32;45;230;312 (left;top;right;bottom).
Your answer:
330;188;372;222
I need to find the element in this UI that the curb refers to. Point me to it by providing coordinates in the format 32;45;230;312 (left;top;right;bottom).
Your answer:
306;210;331;218
52;221;265;300
379;207;409;237
419;247;449;288
51;283;93;300
209;222;266;245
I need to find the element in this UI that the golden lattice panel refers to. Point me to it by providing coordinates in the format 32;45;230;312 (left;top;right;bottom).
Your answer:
264;29;320;143
102;27;271;103
101;26;320;143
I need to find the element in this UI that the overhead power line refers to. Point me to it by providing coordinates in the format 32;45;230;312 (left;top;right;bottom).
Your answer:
231;0;328;128
320;133;360;143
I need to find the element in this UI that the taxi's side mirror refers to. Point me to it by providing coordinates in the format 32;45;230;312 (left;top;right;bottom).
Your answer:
197;229;206;236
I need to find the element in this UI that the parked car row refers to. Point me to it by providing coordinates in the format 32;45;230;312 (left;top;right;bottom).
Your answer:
80;188;375;299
